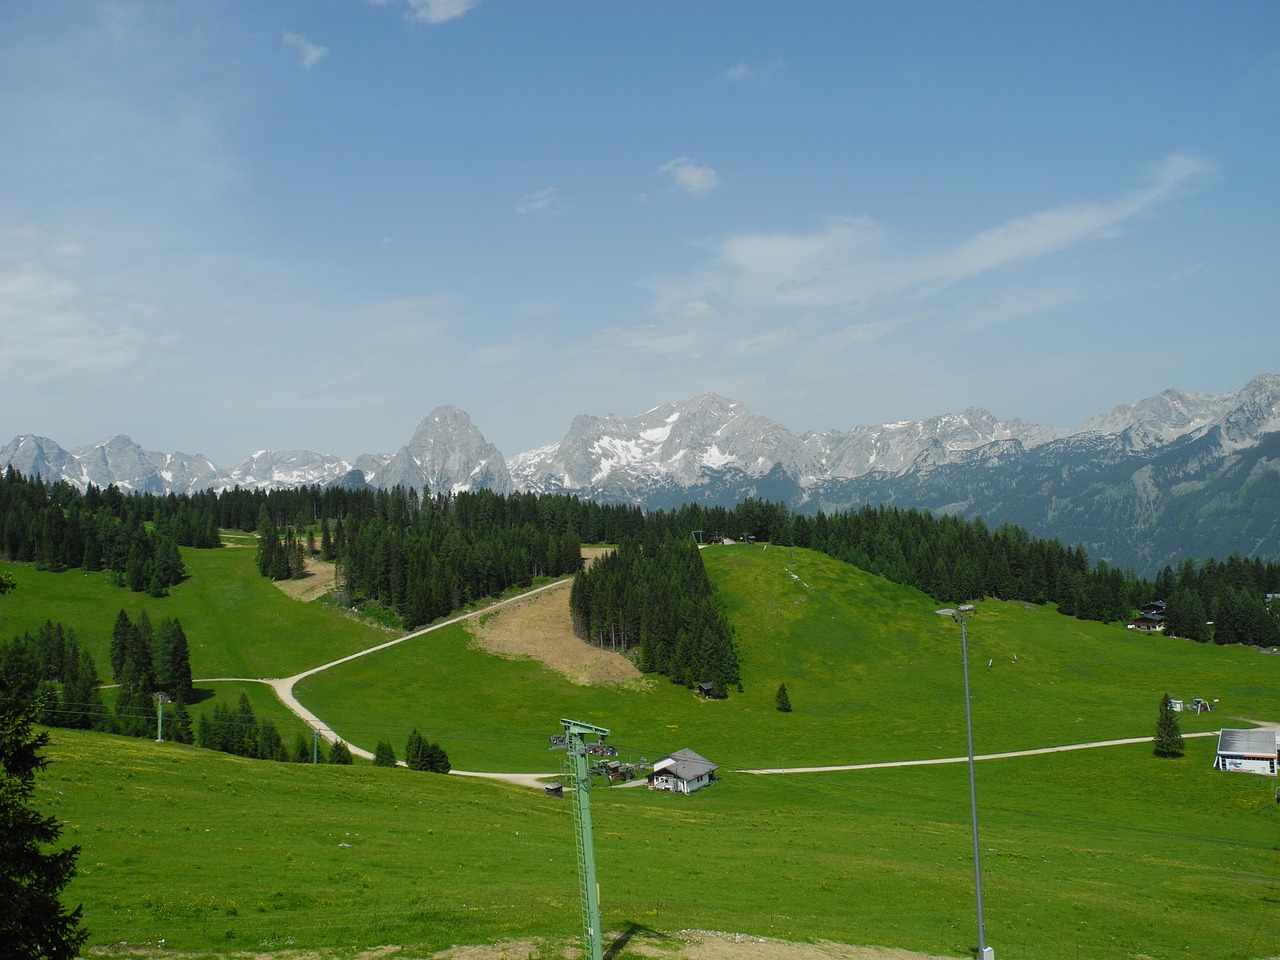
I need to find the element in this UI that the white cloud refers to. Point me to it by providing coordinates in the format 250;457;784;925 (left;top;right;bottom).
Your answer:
404;0;482;24
658;157;721;196
718;58;784;84
648;155;1212;331
930;154;1214;283
0;258;165;387
516;187;559;215
282;31;328;69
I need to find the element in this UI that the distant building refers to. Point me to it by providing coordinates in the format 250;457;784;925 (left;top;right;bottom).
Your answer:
1127;612;1165;632
648;748;719;794
1213;729;1279;777
544;780;564;798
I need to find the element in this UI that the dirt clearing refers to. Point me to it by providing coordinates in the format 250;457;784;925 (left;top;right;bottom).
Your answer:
467;578;642;686
274;555;337;603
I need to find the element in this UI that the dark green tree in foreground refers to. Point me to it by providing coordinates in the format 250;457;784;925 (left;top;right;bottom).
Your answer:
373;740;396;767
775;683;792;713
1154;693;1184;758
0;691;89;959
405;729;450;773
328;740;353;765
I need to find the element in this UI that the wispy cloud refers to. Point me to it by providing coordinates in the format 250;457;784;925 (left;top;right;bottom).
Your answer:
648;155;1212;332
718;58;784;84
658;157;721;197
0;257;167;388
404;0;482;24
282;31;328;69
516;187;560;215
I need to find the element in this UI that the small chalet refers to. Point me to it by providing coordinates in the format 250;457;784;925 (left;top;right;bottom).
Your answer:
1140;600;1167;615
1213;729;1279;777
1127;612;1165;632
648;748;719;794
544;780;564;798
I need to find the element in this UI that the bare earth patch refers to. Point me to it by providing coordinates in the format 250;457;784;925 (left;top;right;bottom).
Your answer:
88;932;951;960
467;579;642;686
425;930;952;960
274;555;337;603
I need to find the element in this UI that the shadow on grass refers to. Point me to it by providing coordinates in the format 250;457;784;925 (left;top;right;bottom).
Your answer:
606;921;678;959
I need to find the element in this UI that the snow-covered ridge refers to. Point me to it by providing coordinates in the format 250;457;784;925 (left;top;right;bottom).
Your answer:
3;375;1278;498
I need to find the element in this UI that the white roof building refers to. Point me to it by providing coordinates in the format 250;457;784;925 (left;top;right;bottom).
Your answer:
1213;729;1279;777
648;748;719;794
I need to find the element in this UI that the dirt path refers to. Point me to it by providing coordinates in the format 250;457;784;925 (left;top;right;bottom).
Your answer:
738;730;1226;775
253;579;571;786
426;930;957;960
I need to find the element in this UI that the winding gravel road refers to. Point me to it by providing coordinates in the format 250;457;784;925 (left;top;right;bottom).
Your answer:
200;580;1262;790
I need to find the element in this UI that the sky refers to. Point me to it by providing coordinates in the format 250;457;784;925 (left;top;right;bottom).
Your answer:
2;1;1278;467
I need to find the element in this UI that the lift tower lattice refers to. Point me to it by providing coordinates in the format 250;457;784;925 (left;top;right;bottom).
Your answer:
559;718;610;960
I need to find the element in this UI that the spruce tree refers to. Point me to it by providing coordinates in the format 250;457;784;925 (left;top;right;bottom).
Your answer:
328;740;353;765
405;729;428;771
1154;693;1184;758
775;683;793;713
424;741;451;774
0;692;89;959
373;740;397;767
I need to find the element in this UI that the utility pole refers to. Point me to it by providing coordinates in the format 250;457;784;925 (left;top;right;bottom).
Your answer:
153;692;170;743
312;727;320;764
557;718;610;960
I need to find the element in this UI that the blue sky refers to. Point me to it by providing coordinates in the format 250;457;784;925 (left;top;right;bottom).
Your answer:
2;1;1277;466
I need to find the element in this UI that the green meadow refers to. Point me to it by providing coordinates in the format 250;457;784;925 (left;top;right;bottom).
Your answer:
5;543;1280;958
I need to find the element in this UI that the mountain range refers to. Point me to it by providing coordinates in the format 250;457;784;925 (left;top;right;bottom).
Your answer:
5;373;1278;575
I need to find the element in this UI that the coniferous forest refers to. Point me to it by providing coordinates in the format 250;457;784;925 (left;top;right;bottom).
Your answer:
2;469;1278;683
569;536;741;694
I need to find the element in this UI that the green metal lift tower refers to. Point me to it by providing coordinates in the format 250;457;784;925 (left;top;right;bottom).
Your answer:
559;717;610;960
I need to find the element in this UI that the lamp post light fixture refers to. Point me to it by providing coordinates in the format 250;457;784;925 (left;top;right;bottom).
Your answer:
936;603;993;960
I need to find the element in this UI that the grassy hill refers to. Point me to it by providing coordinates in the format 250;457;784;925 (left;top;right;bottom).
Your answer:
6;543;1280;958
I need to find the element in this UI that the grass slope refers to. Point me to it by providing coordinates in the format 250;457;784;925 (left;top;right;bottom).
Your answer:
1;550;390;681
35;726;1280;959
8;543;1280;958
299;544;1270;773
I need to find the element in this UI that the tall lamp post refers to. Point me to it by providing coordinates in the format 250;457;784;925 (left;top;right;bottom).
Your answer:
936;604;993;960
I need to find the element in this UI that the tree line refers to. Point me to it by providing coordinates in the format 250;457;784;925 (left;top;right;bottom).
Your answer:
0;468;201;596
5;464;1277;646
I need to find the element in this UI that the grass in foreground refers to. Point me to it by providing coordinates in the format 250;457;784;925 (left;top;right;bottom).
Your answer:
36;726;1280;960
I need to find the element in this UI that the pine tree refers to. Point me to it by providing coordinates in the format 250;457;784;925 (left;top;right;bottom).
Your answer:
405;729;428;771
0;692;89;959
109;609;133;683
155;618;194;703
328;740;353;765
775;683;793;713
1154;693;1184;758
373;740;397;767
424;741;451;774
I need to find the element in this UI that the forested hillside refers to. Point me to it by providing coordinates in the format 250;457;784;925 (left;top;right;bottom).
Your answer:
3;470;1278;656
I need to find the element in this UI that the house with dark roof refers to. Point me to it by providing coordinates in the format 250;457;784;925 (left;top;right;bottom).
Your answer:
1127;612;1165;632
1213;728;1279;777
648;748;719;794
